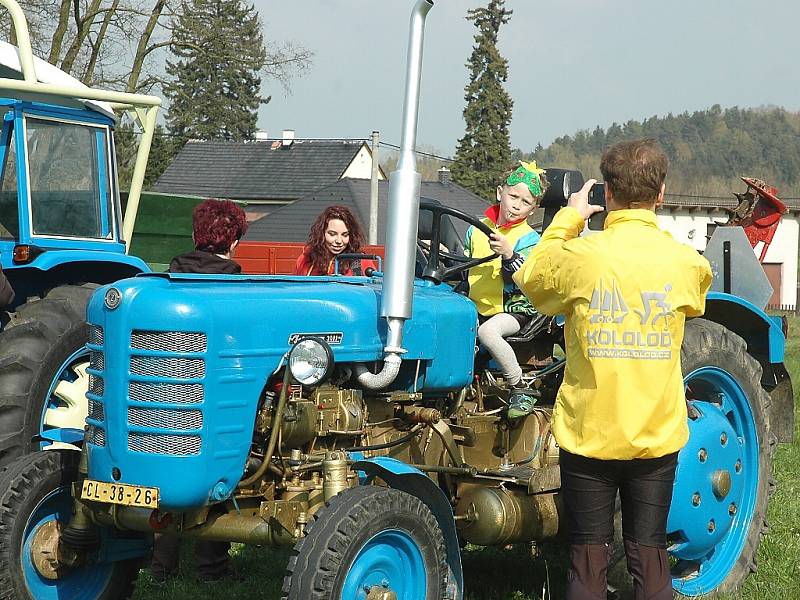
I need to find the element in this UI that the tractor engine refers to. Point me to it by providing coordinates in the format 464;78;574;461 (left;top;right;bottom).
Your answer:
81;266;566;551
82;270;477;511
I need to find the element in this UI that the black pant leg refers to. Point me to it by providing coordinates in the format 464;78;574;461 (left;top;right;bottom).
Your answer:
560;450;621;599
618;452;678;547
560;450;619;545
151;533;180;578
619;453;678;599
195;540;231;578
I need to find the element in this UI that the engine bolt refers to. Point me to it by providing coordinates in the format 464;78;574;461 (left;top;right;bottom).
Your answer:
698;448;708;463
692;493;701;506
720;432;728;446
729;503;737;516
735;459;742;473
707;519;716;533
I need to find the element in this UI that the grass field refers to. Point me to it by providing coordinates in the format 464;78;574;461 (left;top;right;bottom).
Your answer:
131;317;800;600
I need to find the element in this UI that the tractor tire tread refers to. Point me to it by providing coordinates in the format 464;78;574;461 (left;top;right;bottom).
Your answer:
677;318;773;596
0;296;89;467
282;485;448;600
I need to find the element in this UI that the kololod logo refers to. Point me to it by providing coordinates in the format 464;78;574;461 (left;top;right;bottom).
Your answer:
586;280;675;360
588;281;628;323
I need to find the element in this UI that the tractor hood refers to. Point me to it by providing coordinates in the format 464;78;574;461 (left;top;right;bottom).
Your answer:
84;273;476;509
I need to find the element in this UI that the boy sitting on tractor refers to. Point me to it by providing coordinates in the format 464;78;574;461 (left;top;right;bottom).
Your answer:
465;161;547;418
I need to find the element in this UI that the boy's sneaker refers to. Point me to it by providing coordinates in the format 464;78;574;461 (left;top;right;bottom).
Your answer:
507;387;538;419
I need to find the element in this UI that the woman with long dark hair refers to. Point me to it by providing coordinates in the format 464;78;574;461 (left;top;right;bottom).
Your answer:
293;205;374;275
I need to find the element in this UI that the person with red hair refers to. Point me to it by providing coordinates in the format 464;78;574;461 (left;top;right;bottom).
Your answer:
293;205;375;276
151;198;247;583
168;199;248;274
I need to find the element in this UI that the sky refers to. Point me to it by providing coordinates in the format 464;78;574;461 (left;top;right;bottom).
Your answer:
253;0;800;157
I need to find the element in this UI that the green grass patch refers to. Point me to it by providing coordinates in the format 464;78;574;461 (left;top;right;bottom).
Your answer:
131;318;800;600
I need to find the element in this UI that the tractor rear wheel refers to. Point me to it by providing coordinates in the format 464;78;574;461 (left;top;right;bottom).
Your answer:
669;318;775;597
282;485;450;600
0;285;95;466
0;450;141;599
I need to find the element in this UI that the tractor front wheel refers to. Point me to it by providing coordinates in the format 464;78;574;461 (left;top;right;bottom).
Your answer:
282;486;450;600
669;318;775;596
0;285;95;466
0;450;141;599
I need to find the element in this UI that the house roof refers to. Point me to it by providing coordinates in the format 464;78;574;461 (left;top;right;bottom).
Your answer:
153;139;382;200
661;194;800;212
243;178;491;244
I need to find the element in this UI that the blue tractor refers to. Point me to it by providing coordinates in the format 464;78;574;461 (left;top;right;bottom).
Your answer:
0;1;792;599
0;0;161;467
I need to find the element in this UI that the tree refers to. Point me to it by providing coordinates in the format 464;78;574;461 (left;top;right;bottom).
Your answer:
521;106;800;198
164;0;310;146
0;0;176;93
450;0;513;200
115;123;175;190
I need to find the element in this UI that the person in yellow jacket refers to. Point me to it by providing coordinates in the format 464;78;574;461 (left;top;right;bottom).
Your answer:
514;139;712;600
465;161;546;418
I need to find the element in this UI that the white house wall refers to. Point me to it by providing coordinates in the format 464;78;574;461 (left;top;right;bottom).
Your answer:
342;146;385;180
657;209;798;308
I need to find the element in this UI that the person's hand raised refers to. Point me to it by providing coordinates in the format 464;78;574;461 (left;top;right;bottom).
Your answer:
489;233;514;259
568;179;605;221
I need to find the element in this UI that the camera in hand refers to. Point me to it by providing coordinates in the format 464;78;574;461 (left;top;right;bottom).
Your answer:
588;182;606;231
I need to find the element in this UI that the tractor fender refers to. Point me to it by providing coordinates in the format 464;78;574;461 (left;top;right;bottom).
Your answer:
703;292;794;442
352;456;463;600
23;250;149;276
704;292;785;364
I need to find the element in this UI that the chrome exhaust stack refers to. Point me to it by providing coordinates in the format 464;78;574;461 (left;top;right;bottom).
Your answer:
357;0;432;390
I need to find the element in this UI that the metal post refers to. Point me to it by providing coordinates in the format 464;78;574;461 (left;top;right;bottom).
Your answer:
723;241;731;294
122;105;159;249
369;130;380;245
0;0;36;83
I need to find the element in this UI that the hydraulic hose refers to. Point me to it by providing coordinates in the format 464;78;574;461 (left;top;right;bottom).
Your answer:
347;424;425;452
238;365;291;488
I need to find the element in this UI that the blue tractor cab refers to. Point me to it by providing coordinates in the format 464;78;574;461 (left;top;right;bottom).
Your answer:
0;14;161;466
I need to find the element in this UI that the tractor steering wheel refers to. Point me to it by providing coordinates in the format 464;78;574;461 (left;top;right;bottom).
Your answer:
418;199;499;284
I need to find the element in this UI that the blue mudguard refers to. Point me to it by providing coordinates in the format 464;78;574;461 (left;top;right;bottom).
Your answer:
353;456;463;600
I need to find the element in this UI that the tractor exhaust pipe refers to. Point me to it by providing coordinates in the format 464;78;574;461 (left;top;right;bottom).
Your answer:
360;0;432;389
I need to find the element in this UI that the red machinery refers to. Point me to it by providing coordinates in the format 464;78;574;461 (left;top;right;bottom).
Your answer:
726;177;787;261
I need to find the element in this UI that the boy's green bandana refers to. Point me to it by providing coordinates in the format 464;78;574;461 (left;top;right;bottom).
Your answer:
506;160;545;197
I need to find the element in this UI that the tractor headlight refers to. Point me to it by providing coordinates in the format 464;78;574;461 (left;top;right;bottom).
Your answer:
288;338;334;385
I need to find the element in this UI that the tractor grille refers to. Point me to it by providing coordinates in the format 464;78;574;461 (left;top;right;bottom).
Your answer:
88;374;104;396
88;399;104;421
128;432;201;456
87;425;106;447
128;381;203;404
129;356;205;379
128;407;203;430
130;331;207;353
88;325;104;346
89;351;104;372
126;330;207;457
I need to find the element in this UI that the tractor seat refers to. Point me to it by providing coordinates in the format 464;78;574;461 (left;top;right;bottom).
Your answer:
506;313;554;344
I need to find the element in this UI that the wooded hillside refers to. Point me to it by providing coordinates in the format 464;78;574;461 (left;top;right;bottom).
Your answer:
519;105;800;198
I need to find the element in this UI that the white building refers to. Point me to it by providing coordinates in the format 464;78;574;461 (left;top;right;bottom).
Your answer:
658;196;800;310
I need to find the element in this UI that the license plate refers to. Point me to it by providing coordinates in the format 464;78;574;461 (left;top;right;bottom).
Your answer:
81;479;159;509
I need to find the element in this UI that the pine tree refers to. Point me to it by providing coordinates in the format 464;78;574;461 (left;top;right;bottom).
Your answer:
450;0;513;200
164;0;267;146
116;124;176;190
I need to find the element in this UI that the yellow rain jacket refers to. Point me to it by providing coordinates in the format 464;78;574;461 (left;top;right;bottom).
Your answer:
514;207;712;460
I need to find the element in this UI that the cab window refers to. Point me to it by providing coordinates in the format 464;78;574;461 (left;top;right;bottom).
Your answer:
0;118;19;239
26;117;112;239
